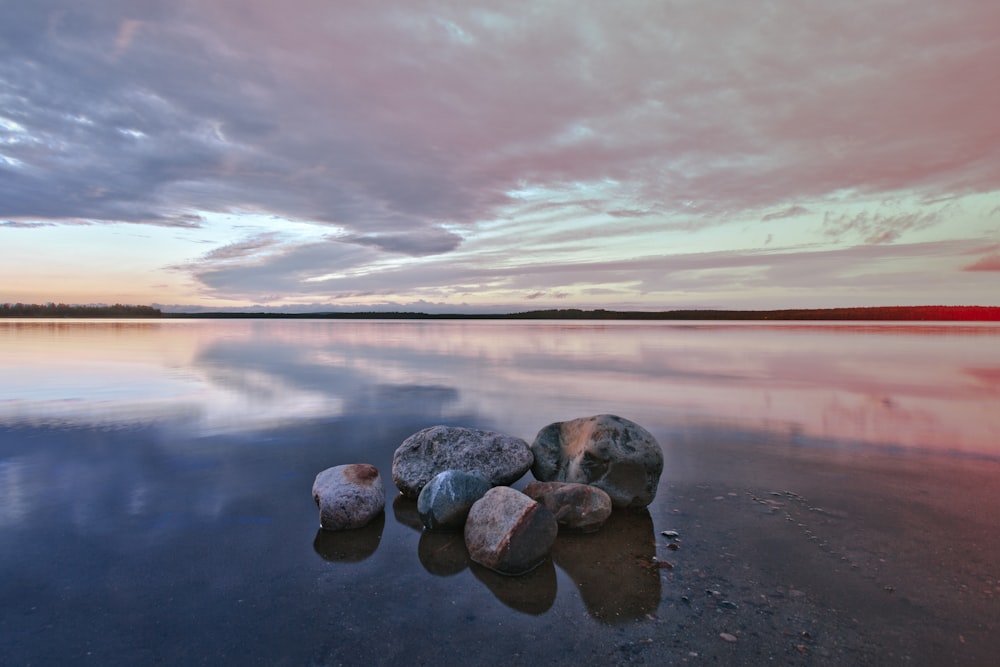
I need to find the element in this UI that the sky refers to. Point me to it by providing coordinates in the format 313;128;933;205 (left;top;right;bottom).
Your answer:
1;0;998;312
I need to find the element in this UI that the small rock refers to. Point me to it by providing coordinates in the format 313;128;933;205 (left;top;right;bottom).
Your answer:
718;600;738;609
417;470;491;530
661;530;679;538
522;481;613;532
719;632;738;643
392;426;534;498
464;486;558;575
530;414;664;509
312;464;385;531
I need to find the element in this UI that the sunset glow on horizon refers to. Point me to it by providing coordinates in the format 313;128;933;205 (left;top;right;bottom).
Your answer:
1;1;998;312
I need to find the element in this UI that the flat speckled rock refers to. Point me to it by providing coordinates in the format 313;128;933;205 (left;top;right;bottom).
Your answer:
392;425;533;498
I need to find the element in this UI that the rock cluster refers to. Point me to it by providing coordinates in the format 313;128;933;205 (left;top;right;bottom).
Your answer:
311;416;664;576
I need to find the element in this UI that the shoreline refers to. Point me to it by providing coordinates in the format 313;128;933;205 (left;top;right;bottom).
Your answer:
4;304;1000;320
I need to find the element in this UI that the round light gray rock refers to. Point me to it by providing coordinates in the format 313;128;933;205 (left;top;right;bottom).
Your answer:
523;480;613;532
530;414;663;509
464;486;558;575
392;425;534;498
312;464;386;531
417;469;492;530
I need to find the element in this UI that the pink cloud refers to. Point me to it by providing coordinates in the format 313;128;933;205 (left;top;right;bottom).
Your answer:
190;0;1000;223
963;255;1000;272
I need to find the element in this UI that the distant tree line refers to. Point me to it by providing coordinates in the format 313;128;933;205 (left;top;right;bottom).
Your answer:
0;302;163;318
496;306;1000;321
170;305;1000;321
3;303;997;320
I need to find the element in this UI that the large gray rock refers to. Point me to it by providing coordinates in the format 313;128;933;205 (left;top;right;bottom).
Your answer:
392;426;533;498
530;414;663;509
464;486;558;575
523;481;613;532
417;469;492;530
312;464;385;531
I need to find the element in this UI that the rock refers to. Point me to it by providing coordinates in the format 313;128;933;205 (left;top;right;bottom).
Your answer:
464;486;558;575
392;425;533;498
530;414;663;509
312;464;385;531
417;469;492;530
522;481;613;532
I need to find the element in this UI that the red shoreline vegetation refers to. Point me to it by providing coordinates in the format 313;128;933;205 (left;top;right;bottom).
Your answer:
3;303;999;320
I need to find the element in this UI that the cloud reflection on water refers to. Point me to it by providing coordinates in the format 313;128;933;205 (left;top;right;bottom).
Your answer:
2;319;998;455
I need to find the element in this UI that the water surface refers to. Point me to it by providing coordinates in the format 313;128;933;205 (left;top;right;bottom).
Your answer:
2;319;999;665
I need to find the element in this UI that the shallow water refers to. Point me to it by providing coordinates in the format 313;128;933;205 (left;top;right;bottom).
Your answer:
2;319;999;665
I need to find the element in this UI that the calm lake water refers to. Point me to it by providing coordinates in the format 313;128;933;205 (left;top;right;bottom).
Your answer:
2;319;999;665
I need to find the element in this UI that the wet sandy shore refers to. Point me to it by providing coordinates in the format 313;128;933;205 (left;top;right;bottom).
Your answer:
551;437;1000;666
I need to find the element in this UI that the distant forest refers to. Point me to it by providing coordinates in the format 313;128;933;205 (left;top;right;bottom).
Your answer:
0;303;163;318
2;303;998;320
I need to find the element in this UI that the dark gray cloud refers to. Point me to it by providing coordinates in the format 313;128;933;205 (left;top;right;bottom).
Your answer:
338;228;464;256
2;221;55;228
189;240;379;302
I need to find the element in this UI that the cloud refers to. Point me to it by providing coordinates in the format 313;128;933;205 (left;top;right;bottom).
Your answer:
202;232;284;261
762;206;809;222
2;1;999;307
190;240;380;303
2;221;55;229
822;209;943;244
4;1;999;233
187;232;988;306
338;228;463;256
963;255;1000;272
112;18;143;60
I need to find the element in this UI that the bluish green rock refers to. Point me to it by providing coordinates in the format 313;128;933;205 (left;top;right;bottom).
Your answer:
417;469;492;530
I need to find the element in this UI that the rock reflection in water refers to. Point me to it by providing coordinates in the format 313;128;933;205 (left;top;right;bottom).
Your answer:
470;560;557;615
391;494;422;531
551;509;660;623
418;531;470;576
392;490;658;620
312;513;385;562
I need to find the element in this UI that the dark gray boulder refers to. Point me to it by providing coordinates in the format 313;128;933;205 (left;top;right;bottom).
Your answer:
417;469;492;530
464;486;558;575
312;464;385;531
523;480;613;532
392;425;533;498
530;414;663;509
